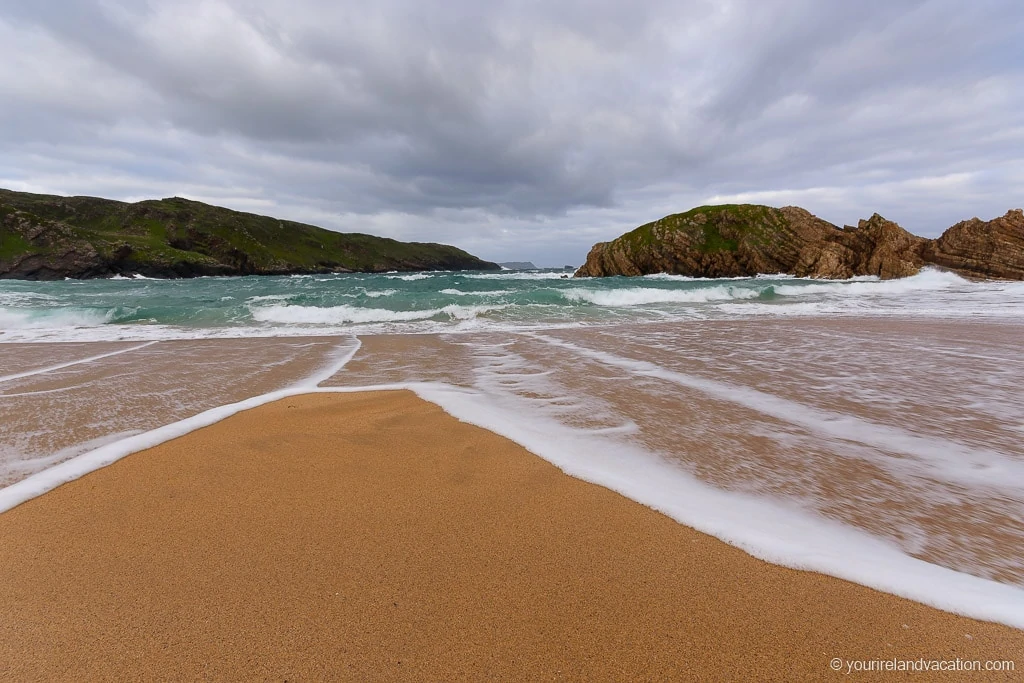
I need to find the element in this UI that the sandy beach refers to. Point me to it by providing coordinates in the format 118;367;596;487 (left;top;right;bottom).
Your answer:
0;390;1020;681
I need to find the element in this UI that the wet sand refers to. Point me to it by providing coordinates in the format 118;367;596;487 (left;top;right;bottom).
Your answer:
0;391;1020;681
331;323;1024;585
0;337;349;486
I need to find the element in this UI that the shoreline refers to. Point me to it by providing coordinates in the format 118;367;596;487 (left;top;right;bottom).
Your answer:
4;375;1024;630
0;391;1021;679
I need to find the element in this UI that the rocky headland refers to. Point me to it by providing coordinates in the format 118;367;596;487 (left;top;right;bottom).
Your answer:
574;204;1024;280
0;189;499;280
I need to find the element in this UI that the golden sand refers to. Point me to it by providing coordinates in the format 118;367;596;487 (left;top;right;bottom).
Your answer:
0;391;1020;681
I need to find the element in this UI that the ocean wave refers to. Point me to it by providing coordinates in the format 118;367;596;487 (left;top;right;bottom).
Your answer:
439;288;514;297
772;268;968;297
754;273;799;280
246;294;294;304
250;303;506;325
362;289;399;298
385;273;433;281
0;292;59;306
560;286;762;306
642;272;798;282
107;273;159;281
465;272;570;280
716;301;833;316
0;307;119;329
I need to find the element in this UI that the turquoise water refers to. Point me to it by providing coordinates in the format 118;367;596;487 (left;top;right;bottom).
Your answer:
3;268;1023;342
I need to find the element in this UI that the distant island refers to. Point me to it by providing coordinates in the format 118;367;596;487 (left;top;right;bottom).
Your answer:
0;189;499;280
575;204;1024;280
498;261;538;270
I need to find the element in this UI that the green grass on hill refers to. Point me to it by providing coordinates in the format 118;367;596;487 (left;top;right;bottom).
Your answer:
617;204;786;255
0;189;496;277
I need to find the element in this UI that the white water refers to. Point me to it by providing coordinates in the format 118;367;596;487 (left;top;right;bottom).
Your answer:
3;330;1023;629
0;337;362;513
2;268;1023;629
250;303;508;325
0;307;118;329
562;285;762;306
0;341;158;384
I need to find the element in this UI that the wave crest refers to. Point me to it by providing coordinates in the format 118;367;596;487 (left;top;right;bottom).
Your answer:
250;303;505;325
0;307;119;329
561;286;761;306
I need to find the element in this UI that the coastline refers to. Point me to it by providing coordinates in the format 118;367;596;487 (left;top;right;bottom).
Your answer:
1;391;1020;680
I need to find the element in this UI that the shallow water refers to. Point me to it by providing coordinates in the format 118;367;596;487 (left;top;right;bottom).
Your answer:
1;269;1023;624
327;320;1024;586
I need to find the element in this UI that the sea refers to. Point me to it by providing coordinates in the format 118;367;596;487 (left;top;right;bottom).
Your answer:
2;267;1024;627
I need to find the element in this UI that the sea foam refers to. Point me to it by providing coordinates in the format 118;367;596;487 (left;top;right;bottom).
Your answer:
250;303;506;325
0;338;362;513
0;307;118;329
561;286;761;306
0;341;157;384
386;273;433;281
772;268;968;297
465;271;571;280
3;335;1024;629
440;288;514;297
407;380;1024;629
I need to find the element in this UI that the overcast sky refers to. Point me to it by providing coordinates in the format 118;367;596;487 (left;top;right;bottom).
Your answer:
1;1;1021;265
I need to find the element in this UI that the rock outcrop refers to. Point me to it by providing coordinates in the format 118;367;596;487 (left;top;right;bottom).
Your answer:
921;210;1024;280
575;204;1023;280
0;189;499;280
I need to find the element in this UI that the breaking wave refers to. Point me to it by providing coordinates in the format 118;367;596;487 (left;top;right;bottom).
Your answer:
0;307;121;329
440;288;514;297
772;268;968;297
561;286;762;306
465;272;572;280
386;273;433;281
250;303;506;325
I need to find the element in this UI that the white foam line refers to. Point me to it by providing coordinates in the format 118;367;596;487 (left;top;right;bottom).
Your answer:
0;341;159;384
0;336;361;515
398;381;1024;629
0;386;321;514
287;341;333;349
527;333;1024;491
0;385;80;398
1;376;1023;628
305;337;362;388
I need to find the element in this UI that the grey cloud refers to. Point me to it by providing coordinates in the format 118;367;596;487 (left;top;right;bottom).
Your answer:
0;0;1021;265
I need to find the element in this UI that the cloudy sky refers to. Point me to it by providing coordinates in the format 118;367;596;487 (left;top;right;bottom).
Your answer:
1;1;1021;265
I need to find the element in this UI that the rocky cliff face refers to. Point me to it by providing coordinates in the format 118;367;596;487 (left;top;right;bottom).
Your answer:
575;204;1023;280
921;210;1024;280
791;212;926;280
0;190;499;279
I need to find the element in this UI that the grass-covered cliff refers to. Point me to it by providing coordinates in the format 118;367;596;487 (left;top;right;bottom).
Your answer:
575;204;1024;280
0;189;499;280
